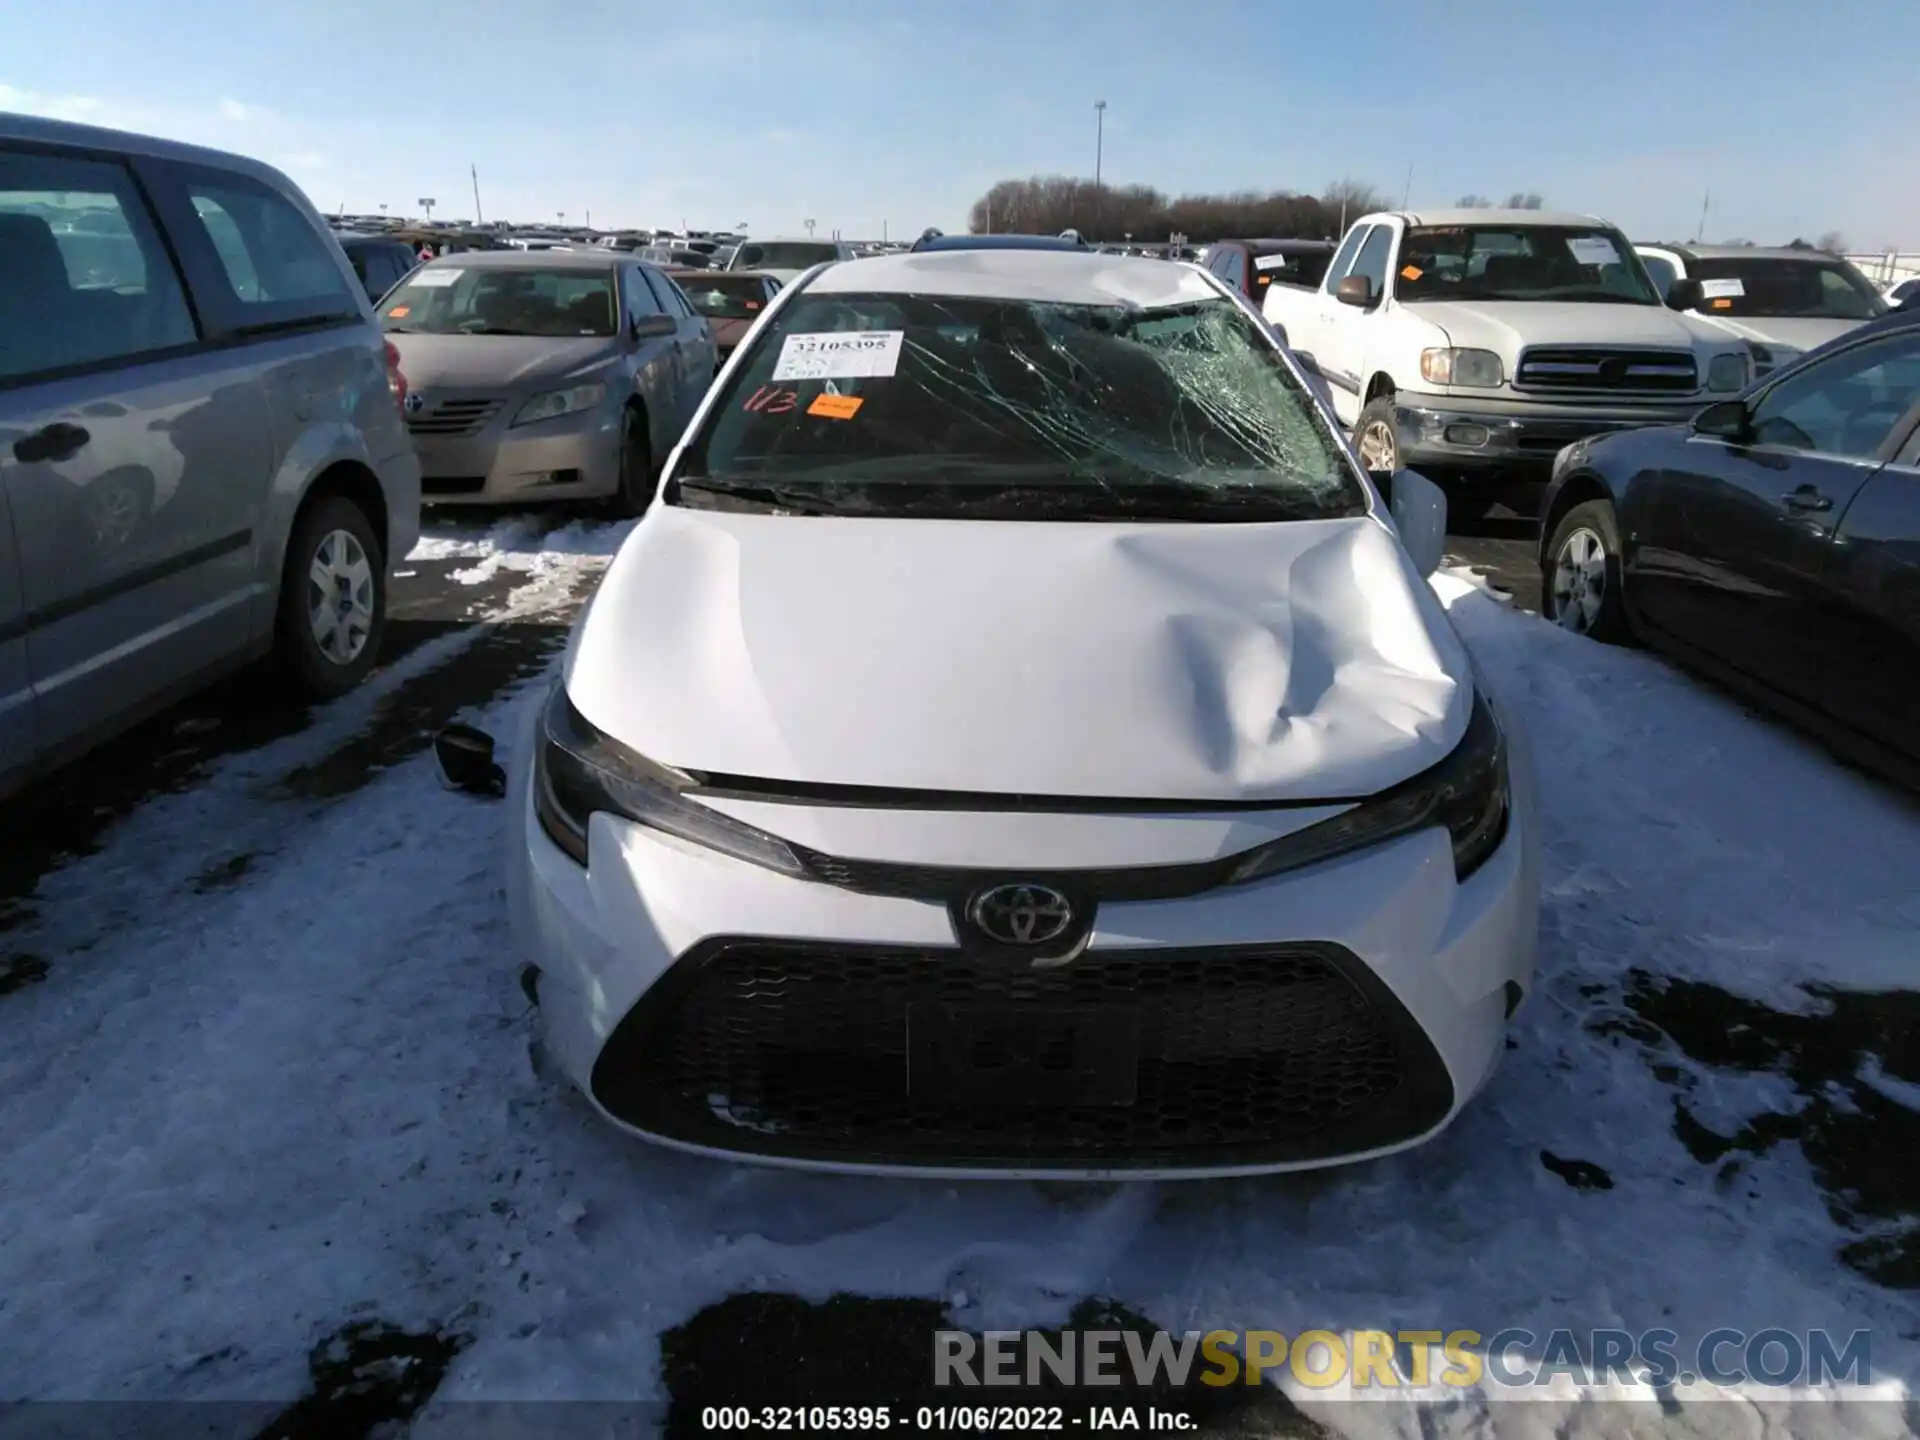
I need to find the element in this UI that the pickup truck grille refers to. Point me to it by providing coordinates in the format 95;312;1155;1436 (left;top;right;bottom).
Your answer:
406;397;505;436
1514;347;1697;395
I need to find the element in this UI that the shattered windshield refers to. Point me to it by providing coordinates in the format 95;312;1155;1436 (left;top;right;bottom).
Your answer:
672;290;1365;522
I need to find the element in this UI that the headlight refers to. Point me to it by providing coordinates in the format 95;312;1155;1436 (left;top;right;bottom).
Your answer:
533;685;805;876
1706;353;1749;392
1225;688;1510;885
512;381;608;427
1420;347;1504;387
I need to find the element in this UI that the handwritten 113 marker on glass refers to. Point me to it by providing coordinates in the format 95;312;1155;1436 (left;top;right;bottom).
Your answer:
770;330;905;382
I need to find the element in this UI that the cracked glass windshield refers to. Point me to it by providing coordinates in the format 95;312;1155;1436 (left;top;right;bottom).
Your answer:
673;289;1366;521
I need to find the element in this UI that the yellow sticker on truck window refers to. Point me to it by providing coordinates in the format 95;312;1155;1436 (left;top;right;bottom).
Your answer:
1710;297;1733;310
387;304;411;319
1400;265;1423;281
808;393;864;420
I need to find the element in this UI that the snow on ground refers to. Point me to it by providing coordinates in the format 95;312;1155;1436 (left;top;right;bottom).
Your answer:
407;514;636;586
1;556;1916;1433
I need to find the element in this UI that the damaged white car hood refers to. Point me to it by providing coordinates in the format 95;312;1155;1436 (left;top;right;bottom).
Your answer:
565;507;1473;802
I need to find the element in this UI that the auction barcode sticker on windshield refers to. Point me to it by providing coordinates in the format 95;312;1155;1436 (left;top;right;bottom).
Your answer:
410;269;463;287
1567;237;1620;266
1699;278;1746;298
771;330;904;381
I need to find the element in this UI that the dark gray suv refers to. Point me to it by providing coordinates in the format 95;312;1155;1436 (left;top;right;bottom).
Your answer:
0;114;423;799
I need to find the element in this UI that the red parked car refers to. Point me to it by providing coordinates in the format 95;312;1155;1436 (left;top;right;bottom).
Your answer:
668;269;782;360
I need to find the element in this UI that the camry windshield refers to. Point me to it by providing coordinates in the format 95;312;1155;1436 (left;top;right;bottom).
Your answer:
1396;226;1661;305
1688;258;1887;320
678;274;768;321
378;265;617;336
672;290;1366;522
732;242;838;270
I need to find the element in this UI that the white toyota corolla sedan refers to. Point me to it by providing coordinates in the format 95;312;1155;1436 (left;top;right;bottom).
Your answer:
504;247;1540;1179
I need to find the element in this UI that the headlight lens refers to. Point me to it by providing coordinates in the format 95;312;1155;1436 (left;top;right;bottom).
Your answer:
512;381;608;427
533;685;805;876
1706;353;1749;392
1225;688;1510;886
1420;347;1505;387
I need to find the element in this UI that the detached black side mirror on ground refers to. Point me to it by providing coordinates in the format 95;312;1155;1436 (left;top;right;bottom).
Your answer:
435;724;505;798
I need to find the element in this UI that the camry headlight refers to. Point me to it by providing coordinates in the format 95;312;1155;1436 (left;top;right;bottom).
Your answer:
512;381;608;427
1706;353;1749;392
1225;689;1510;885
533;686;804;875
1420;347;1504;387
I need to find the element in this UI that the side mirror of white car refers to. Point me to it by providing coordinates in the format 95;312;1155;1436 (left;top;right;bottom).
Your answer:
1373;467;1447;577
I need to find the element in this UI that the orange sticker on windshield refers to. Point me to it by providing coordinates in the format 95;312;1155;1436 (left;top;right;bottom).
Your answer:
386;304;411;318
808;393;863;420
1400;265;1423;281
1710;298;1733;309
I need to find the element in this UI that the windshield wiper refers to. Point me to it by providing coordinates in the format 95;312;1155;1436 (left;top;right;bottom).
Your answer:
672;476;837;515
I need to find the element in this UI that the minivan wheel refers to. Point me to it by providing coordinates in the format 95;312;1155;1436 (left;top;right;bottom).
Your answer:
276;494;387;699
1542;498;1630;643
610;406;656;518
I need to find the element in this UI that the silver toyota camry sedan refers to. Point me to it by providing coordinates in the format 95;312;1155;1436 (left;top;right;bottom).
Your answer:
381;250;716;513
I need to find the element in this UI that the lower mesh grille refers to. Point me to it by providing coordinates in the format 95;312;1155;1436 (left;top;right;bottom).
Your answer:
591;940;1453;1168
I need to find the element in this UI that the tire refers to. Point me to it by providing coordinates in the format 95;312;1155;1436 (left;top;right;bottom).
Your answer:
609;404;656;518
1353;396;1401;473
274;493;387;700
1542;498;1631;643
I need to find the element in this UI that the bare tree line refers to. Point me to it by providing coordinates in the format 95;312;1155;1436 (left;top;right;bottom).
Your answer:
965;176;1397;242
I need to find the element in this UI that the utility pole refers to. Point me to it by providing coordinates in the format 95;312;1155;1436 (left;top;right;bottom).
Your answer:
471;165;483;225
1401;162;1413;208
1694;188;1710;243
804;217;816;237
883;219;888;243
586;205;592;229
1094;99;1106;240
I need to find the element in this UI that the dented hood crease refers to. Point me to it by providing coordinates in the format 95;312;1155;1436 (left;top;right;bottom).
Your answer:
565;510;1473;803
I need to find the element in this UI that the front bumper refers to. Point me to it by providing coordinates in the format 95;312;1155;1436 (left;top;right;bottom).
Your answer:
411;402;623;504
1394;395;1702;475
504;707;1542;1180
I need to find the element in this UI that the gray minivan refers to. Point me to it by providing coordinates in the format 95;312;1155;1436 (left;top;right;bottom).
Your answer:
0;113;422;800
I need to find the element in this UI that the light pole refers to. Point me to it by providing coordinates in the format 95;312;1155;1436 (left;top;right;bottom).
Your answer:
804;217;816;237
1093;100;1106;241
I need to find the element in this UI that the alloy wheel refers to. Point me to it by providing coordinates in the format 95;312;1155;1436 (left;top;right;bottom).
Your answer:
1358;419;1397;471
1551;527;1608;633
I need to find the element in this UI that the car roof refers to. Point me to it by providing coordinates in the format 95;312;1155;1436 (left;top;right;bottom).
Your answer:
1677;244;1845;263
1215;238;1337;255
669;268;772;280
1394;207;1609;228
410;249;620;271
1;110;302;195
739;237;844;245
802;249;1218;307
914;234;1088;251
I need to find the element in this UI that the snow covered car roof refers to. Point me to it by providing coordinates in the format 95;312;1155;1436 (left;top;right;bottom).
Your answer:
803;249;1220;307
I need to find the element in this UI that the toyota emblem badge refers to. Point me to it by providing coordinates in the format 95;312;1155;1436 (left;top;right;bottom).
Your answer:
966;883;1076;947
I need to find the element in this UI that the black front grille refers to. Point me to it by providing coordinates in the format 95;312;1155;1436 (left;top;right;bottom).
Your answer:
1514;347;1697;394
591;939;1454;1168
407;397;505;436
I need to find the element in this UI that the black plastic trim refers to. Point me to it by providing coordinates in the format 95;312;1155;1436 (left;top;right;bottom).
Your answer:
590;937;1457;1170
23;528;251;630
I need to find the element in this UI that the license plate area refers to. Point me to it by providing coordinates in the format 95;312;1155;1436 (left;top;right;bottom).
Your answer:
907;1005;1140;1107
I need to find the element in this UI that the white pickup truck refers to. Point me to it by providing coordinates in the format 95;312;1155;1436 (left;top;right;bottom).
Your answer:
1261;208;1754;507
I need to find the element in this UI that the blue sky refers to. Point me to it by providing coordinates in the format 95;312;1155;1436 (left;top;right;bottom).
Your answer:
3;0;1915;249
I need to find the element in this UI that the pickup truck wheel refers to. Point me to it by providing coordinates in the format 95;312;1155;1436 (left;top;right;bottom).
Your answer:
1542;499;1630;644
1354;397;1401;471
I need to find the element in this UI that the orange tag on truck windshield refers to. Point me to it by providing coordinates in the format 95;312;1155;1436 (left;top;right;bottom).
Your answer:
808;393;863;420
387;305;411;319
1400;265;1423;281
1710;298;1733;309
